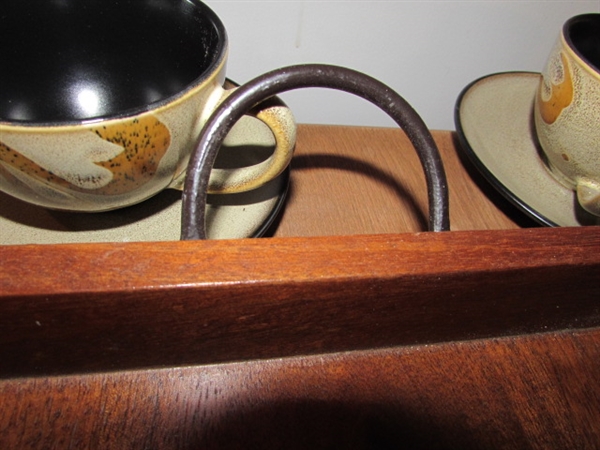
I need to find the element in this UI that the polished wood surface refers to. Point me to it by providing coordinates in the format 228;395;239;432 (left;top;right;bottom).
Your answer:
2;227;599;378
271;126;527;236
1;126;598;449
2;328;599;449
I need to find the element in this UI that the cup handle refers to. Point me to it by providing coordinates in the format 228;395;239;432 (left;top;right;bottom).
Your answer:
576;179;600;217
208;88;296;194
181;64;450;240
169;83;296;194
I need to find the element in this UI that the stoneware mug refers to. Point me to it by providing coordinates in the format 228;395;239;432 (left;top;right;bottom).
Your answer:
0;0;295;212
534;13;600;217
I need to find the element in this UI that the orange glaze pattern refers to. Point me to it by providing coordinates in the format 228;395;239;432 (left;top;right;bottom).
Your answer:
538;52;574;125
90;116;171;194
0;140;75;190
0;115;171;195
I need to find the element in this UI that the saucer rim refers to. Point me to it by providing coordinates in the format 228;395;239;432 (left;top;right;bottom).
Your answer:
454;71;562;227
247;167;289;238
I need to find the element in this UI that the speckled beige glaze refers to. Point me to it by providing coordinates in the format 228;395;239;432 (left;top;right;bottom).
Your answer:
0;57;296;212
0;135;289;244
205;101;297;194
459;73;599;227
534;30;600;217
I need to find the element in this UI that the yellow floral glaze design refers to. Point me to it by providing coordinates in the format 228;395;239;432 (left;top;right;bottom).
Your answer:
538;52;574;125
0;115;171;195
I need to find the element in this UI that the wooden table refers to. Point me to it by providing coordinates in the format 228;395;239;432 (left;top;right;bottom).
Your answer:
1;125;599;448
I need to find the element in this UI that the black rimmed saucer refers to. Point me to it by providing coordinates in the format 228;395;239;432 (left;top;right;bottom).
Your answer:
455;72;600;227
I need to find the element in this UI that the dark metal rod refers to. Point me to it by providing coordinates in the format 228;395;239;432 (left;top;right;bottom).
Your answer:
181;64;450;240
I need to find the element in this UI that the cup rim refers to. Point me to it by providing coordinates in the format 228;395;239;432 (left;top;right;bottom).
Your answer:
0;0;228;128
563;13;600;76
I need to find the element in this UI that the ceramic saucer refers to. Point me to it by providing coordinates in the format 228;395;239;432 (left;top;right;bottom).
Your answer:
0;113;290;245
455;72;600;227
0;168;288;245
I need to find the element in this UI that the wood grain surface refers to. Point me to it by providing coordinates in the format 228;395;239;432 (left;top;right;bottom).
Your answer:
270;126;530;237
1;126;598;449
1;328;598;449
1;227;599;378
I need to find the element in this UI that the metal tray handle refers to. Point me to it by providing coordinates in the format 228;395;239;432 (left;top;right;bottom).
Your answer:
181;64;450;240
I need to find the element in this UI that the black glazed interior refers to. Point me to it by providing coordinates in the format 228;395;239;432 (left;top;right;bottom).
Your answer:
566;13;600;72
0;0;226;123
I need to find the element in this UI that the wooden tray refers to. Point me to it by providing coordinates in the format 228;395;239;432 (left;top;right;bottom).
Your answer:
1;126;599;448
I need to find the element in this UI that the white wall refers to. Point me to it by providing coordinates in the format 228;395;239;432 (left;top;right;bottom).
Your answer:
206;1;599;131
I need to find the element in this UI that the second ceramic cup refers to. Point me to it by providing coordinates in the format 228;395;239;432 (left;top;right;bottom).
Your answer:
0;0;296;212
534;13;600;217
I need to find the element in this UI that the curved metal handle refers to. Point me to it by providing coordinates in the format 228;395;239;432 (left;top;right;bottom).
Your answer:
181;64;450;240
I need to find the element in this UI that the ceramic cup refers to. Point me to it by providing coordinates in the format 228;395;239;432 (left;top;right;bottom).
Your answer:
0;0;295;212
534;13;600;217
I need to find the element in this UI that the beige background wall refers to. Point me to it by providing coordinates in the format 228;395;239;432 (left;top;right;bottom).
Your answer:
206;1;599;130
